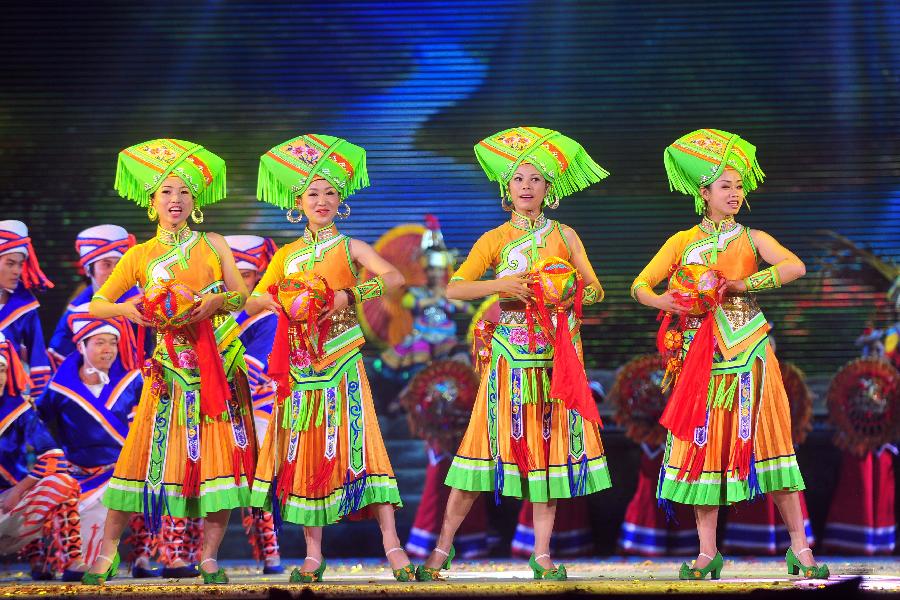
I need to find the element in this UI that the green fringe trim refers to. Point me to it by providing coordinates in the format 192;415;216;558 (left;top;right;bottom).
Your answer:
256;150;370;209
115;153;152;207
257;162;295;210
114;154;227;208
709;376;739;410
664;145;766;216
193;164;228;208
476;143;609;203
546;146;610;203
522;369;544;405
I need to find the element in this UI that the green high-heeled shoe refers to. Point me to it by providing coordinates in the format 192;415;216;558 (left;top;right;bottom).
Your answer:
679;551;723;580
199;558;229;584
81;552;120;585
414;545;455;581
386;547;416;582
529;553;567;581
786;547;829;579
289;556;326;583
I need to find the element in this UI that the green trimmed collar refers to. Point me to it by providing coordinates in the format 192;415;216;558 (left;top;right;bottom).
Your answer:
156;224;192;246
699;215;738;235
303;222;339;244
509;211;547;232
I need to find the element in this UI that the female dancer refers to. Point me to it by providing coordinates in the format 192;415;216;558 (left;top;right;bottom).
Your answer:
418;126;612;581
246;134;414;582
84;139;255;584
631;128;828;579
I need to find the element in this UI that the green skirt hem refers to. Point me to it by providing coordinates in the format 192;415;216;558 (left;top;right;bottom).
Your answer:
250;474;402;526
658;455;806;506
444;455;612;502
102;475;252;517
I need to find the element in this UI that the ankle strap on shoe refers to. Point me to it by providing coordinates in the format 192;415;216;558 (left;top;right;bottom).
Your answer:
386;547;404;556
796;548;812;555
199;558;217;568
433;547;450;557
698;552;716;560
95;554;114;565
304;556;321;565
535;553;550;560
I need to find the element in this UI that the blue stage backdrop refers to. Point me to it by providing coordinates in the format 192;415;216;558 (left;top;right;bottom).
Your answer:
2;1;898;376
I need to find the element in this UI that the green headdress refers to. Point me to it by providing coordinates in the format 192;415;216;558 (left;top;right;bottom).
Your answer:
257;134;369;208
474;126;609;205
114;139;226;207
664;128;765;215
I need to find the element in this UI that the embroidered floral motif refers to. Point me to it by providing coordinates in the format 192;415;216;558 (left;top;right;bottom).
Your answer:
141;144;179;164
690;135;725;153
508;327;549;348
284;142;321;166
290;347;311;369
177;349;199;370
497;133;532;152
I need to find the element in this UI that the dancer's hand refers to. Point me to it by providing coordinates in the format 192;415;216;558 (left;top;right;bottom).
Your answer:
120;303;153;328
653;291;690;315
189;293;225;323
318;290;350;324
258;292;282;314
724;279;748;293
494;275;533;303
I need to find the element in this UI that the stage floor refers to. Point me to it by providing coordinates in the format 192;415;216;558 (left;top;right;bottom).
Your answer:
0;557;897;598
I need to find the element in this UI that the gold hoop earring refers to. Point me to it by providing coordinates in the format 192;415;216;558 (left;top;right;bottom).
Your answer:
501;197;513;212
147;206;158;221
190;207;204;224
545;197;560;210
286;208;304;223
337;202;351;219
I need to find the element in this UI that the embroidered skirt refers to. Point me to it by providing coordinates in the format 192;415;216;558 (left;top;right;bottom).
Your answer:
250;350;401;526
445;317;611;502
658;340;805;506
102;368;256;528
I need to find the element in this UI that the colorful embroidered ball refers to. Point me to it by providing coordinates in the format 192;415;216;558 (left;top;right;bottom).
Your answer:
141;280;199;329
277;272;332;323
530;257;579;306
667;264;723;315
663;329;684;352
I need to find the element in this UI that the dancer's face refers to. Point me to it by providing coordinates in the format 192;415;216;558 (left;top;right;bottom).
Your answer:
0;253;24;290
81;333;118;371
300;178;340;229
239;269;260;292
508;163;549;214
701;168;744;220
89;257;120;289
152;175;195;229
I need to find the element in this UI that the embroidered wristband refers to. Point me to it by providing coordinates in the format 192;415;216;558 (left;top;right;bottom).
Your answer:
744;265;781;292
630;281;650;300
583;284;603;305
348;276;385;303
222;290;244;311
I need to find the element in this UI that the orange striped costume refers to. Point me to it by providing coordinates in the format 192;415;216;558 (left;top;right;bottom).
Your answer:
93;226;256;529
446;211;611;502
250;223;401;525
632;217;804;506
